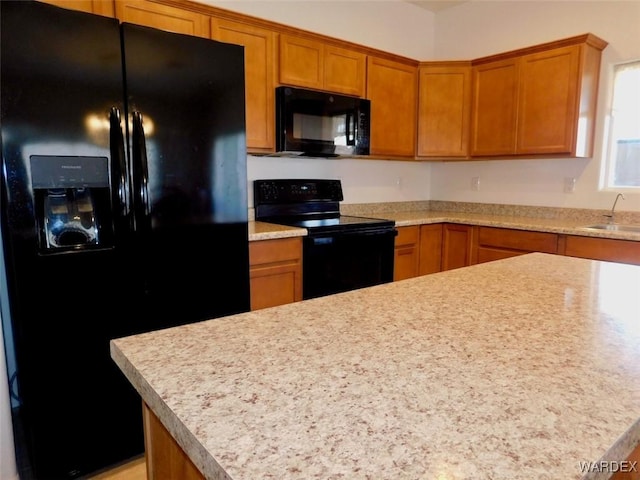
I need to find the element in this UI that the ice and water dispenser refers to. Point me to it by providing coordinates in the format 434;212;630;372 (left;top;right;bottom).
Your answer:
30;155;113;252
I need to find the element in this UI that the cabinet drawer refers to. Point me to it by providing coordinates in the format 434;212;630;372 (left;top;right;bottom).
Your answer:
249;237;303;311
478;227;558;253
394;226;420;281
395;225;420;245
249;237;302;265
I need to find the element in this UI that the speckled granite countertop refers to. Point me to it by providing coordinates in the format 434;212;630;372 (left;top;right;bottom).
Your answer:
249;201;640;242
249;220;306;241
111;253;640;480
367;210;640;240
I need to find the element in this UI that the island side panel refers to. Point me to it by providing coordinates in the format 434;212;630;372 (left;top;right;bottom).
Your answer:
143;402;204;480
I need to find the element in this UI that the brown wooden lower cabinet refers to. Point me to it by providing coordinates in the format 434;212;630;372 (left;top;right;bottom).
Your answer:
143;402;204;480
559;235;640;266
394;224;444;280
610;441;640;480
419;223;443;274
249;237;303;310
394;226;421;281
476;226;559;264
398;223;640;276
442;223;476;271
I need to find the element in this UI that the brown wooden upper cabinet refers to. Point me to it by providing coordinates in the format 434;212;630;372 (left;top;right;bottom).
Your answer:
38;0;114;16
417;62;471;158
279;34;366;97
115;0;210;38
211;18;276;152
367;56;418;158
470;34;607;158
470;57;519;156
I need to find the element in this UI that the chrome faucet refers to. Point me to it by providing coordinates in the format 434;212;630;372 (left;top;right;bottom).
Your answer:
603;193;625;224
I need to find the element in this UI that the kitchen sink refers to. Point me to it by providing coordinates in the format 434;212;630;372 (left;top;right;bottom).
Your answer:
580;224;640;233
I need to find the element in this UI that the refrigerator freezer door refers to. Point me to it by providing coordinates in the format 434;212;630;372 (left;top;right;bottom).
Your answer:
0;2;143;478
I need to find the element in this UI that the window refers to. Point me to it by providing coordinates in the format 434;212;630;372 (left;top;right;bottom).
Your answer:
602;60;640;189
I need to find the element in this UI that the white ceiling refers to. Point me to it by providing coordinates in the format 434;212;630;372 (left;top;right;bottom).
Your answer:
407;1;468;12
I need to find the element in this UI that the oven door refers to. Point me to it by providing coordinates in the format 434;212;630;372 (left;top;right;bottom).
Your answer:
302;228;396;300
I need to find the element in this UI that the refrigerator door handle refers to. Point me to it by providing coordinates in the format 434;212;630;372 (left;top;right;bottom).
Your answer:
131;111;151;229
109;107;130;217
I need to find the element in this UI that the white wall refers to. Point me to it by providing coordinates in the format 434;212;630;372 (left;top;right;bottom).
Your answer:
247;156;431;205
431;1;640;211
200;0;640;212
205;0;436;60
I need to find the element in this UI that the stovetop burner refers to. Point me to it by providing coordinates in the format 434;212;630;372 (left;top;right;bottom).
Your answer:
271;214;394;233
253;179;395;234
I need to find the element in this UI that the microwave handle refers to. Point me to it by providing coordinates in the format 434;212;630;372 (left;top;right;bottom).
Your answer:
346;112;355;146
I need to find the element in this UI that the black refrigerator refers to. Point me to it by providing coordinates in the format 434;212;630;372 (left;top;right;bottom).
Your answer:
0;1;250;478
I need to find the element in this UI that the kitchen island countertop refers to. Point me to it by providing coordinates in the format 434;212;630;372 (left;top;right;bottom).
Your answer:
111;253;640;480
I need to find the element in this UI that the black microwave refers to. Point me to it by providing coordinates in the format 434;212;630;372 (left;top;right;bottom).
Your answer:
276;86;370;157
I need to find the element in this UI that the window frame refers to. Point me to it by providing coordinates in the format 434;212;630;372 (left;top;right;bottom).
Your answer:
600;60;640;191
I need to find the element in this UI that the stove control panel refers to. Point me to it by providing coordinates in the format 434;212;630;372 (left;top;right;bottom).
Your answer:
254;179;344;204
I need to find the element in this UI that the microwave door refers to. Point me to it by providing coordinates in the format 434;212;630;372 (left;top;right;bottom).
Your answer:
275;86;370;156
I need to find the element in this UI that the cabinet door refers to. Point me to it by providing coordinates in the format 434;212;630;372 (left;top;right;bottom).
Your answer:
279;35;366;97
517;45;580;155
394;226;420;281
442;224;475;271
417;63;471;157
418;224;443;275
38;0;114;16
143;403;204;480
115;0;210;38
324;45;366;97
279;34;324;90
249;237;303;310
367;56;418;158
470;58;519;156
212;18;276;152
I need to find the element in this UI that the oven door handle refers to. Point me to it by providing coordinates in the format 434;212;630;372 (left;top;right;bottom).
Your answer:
307;228;397;244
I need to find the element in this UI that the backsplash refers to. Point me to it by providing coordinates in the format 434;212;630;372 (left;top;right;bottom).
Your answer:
340;200;640;225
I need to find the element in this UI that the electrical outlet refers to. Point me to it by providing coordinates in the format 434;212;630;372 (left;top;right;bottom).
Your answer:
471;177;480;191
564;177;576;193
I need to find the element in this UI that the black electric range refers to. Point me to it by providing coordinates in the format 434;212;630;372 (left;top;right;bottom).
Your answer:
253;179;395;233
254;179;396;299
